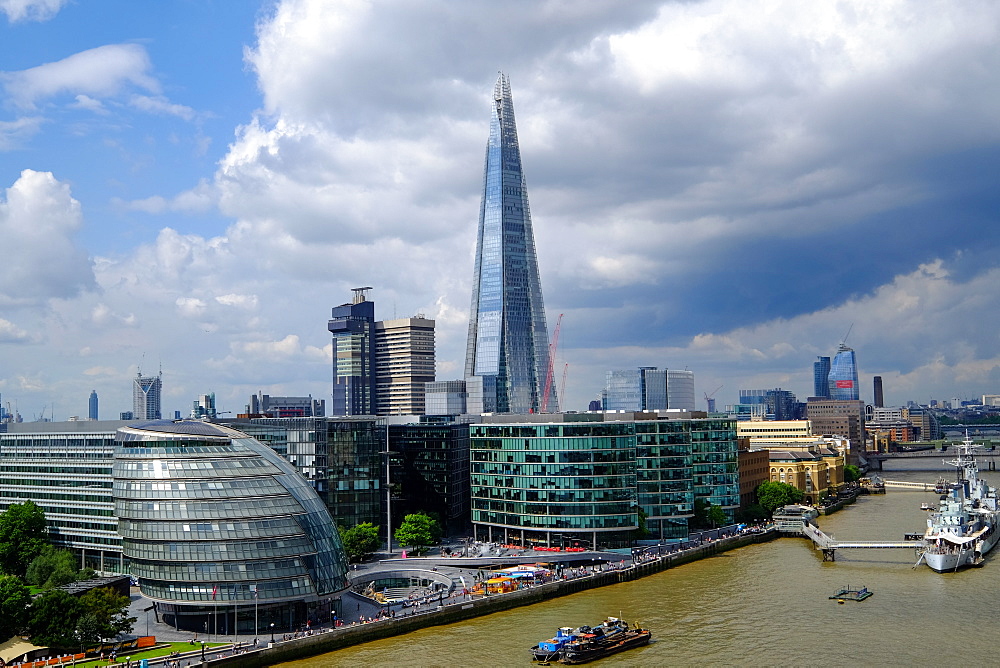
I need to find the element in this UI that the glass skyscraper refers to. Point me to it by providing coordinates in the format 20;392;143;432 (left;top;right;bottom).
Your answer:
828;344;859;400
328;289;376;415
813;356;831;398
465;73;557;414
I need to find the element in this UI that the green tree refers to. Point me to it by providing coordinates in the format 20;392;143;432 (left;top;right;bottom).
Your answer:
26;546;90;589
755;481;804;515
394;513;441;554
0;575;31;639
690;498;710;530
28;590;83;648
0;500;48;577
737;503;768;523
338;522;381;562
79;587;136;639
634;507;650;539
843;464;862;483
706;504;727;529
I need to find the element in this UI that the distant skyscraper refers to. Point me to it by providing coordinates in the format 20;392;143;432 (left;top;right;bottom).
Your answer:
813;357;831;398
328;288;376;415
828;344;859;401
88;390;98;421
873;376;884;408
133;370;162;420
465;73;556;414
603;367;695;412
191;392;216;419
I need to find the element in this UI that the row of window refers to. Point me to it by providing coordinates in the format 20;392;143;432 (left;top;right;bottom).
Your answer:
116;496;302;520
118;517;305;541
470;475;636;491
124;536;315;562
472;511;637;530
130;557;306;582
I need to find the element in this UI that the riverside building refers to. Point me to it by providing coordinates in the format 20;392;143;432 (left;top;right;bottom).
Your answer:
469;413;738;548
113;420;350;633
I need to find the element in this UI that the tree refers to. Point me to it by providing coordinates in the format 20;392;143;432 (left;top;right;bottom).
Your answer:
28;590;83;648
394;513;441;554
26;547;90;589
843;464;862;483
0;575;31;639
79;587;136;639
338;523;381;562
756;481;804;515
706;504;727;529
0;501;48;577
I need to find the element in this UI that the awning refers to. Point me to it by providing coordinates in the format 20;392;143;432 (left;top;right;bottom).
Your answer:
0;637;48;664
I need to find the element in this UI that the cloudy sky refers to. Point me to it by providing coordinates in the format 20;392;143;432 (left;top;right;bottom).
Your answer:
2;0;999;420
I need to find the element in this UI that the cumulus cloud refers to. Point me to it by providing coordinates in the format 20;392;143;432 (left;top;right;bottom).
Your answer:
0;0;66;22
0;318;30;343
0;44;158;109
0;170;95;305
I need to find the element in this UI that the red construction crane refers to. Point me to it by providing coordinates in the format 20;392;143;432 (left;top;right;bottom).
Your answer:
541;313;563;413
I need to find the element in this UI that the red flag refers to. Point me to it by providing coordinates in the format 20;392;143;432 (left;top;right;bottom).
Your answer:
212;585;217;600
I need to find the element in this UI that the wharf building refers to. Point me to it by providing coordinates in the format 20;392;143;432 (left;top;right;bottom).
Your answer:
112;420;349;633
469;412;738;548
767;447;845;506
133;370;163;420
603;368;696;412
464;73;557;415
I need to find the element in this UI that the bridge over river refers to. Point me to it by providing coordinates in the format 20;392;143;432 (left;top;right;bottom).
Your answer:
799;520;923;562
865;448;1000;471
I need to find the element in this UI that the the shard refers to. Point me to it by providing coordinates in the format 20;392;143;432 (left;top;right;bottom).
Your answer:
465;73;557;414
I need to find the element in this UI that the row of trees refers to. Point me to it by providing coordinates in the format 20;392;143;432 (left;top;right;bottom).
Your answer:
338;512;444;562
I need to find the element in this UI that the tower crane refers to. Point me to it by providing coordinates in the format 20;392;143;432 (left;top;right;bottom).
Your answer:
704;385;723;413
559;363;569;411
541;313;563;413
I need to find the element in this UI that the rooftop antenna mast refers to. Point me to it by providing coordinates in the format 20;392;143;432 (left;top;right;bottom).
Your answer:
352;286;373;304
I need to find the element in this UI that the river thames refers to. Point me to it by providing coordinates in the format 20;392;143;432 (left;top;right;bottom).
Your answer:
283;461;996;667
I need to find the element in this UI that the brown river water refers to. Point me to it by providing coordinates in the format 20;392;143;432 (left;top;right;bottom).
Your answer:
282;462;998;667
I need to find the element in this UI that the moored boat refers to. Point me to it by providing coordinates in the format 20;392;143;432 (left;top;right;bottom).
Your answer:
555;618;651;664
531;627;577;662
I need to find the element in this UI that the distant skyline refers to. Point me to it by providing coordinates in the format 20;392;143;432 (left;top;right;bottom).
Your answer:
2;0;1000;419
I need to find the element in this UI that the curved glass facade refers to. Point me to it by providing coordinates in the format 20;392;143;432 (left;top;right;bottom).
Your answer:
828;344;859;400
112;421;349;632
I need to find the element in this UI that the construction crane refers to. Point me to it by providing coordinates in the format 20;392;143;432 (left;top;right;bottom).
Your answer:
704;385;723;413
540;313;563;413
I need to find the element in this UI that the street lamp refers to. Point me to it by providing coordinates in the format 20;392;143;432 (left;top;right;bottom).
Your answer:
200;640;205;662
270;622;275;643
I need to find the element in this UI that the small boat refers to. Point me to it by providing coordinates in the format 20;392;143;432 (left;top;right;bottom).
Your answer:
829;585;873;602
555;618;651;664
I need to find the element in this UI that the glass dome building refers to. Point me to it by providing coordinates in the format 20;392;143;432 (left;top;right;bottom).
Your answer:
112;420;349;633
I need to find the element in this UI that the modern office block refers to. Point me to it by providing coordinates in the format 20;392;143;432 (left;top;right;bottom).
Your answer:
666;370;696;411
873;376;884;408
424;380;468;416
191;392;216;419
604;367;695;412
813;356;831;399
465;73;557;415
247;393;325;418
328;288;376;416
113;420;349;633
133;370;162;420
828;344;859;401
374;316;435;416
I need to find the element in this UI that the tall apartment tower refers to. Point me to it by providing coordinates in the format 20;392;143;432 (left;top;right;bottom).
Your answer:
813;356;831;398
465;73;557;414
873;376;884;408
88;390;99;421
328;288;376;415
133;370;162;420
374;315;435;415
828;344;860;401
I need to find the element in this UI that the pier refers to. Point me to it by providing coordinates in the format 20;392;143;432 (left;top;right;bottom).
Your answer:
799;520;922;562
866;449;1000;471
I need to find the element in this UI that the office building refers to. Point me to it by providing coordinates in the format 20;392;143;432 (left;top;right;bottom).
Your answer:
604;367;696;412
813;357;831;399
374;316;435;415
328;288;376;415
113;420;349;633
828;344;859;401
133;370;162;420
806;398;866;464
464;74;557;415
191;392;216;419
424;380;468;416
89;390;99;421
873;376;884;408
247;393;324;418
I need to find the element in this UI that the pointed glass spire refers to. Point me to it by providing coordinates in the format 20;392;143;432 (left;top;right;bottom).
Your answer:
465;73;557;414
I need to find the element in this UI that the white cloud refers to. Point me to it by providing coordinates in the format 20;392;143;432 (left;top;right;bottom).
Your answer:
129;95;196;121
0;0;66;22
0;170;95;305
0;116;44;150
0;318;30;343
0;43;159;109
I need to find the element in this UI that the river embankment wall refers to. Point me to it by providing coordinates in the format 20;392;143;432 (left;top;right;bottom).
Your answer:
207;530;778;667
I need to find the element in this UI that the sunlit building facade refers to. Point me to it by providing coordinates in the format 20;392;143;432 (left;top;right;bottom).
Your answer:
828;344;859;401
